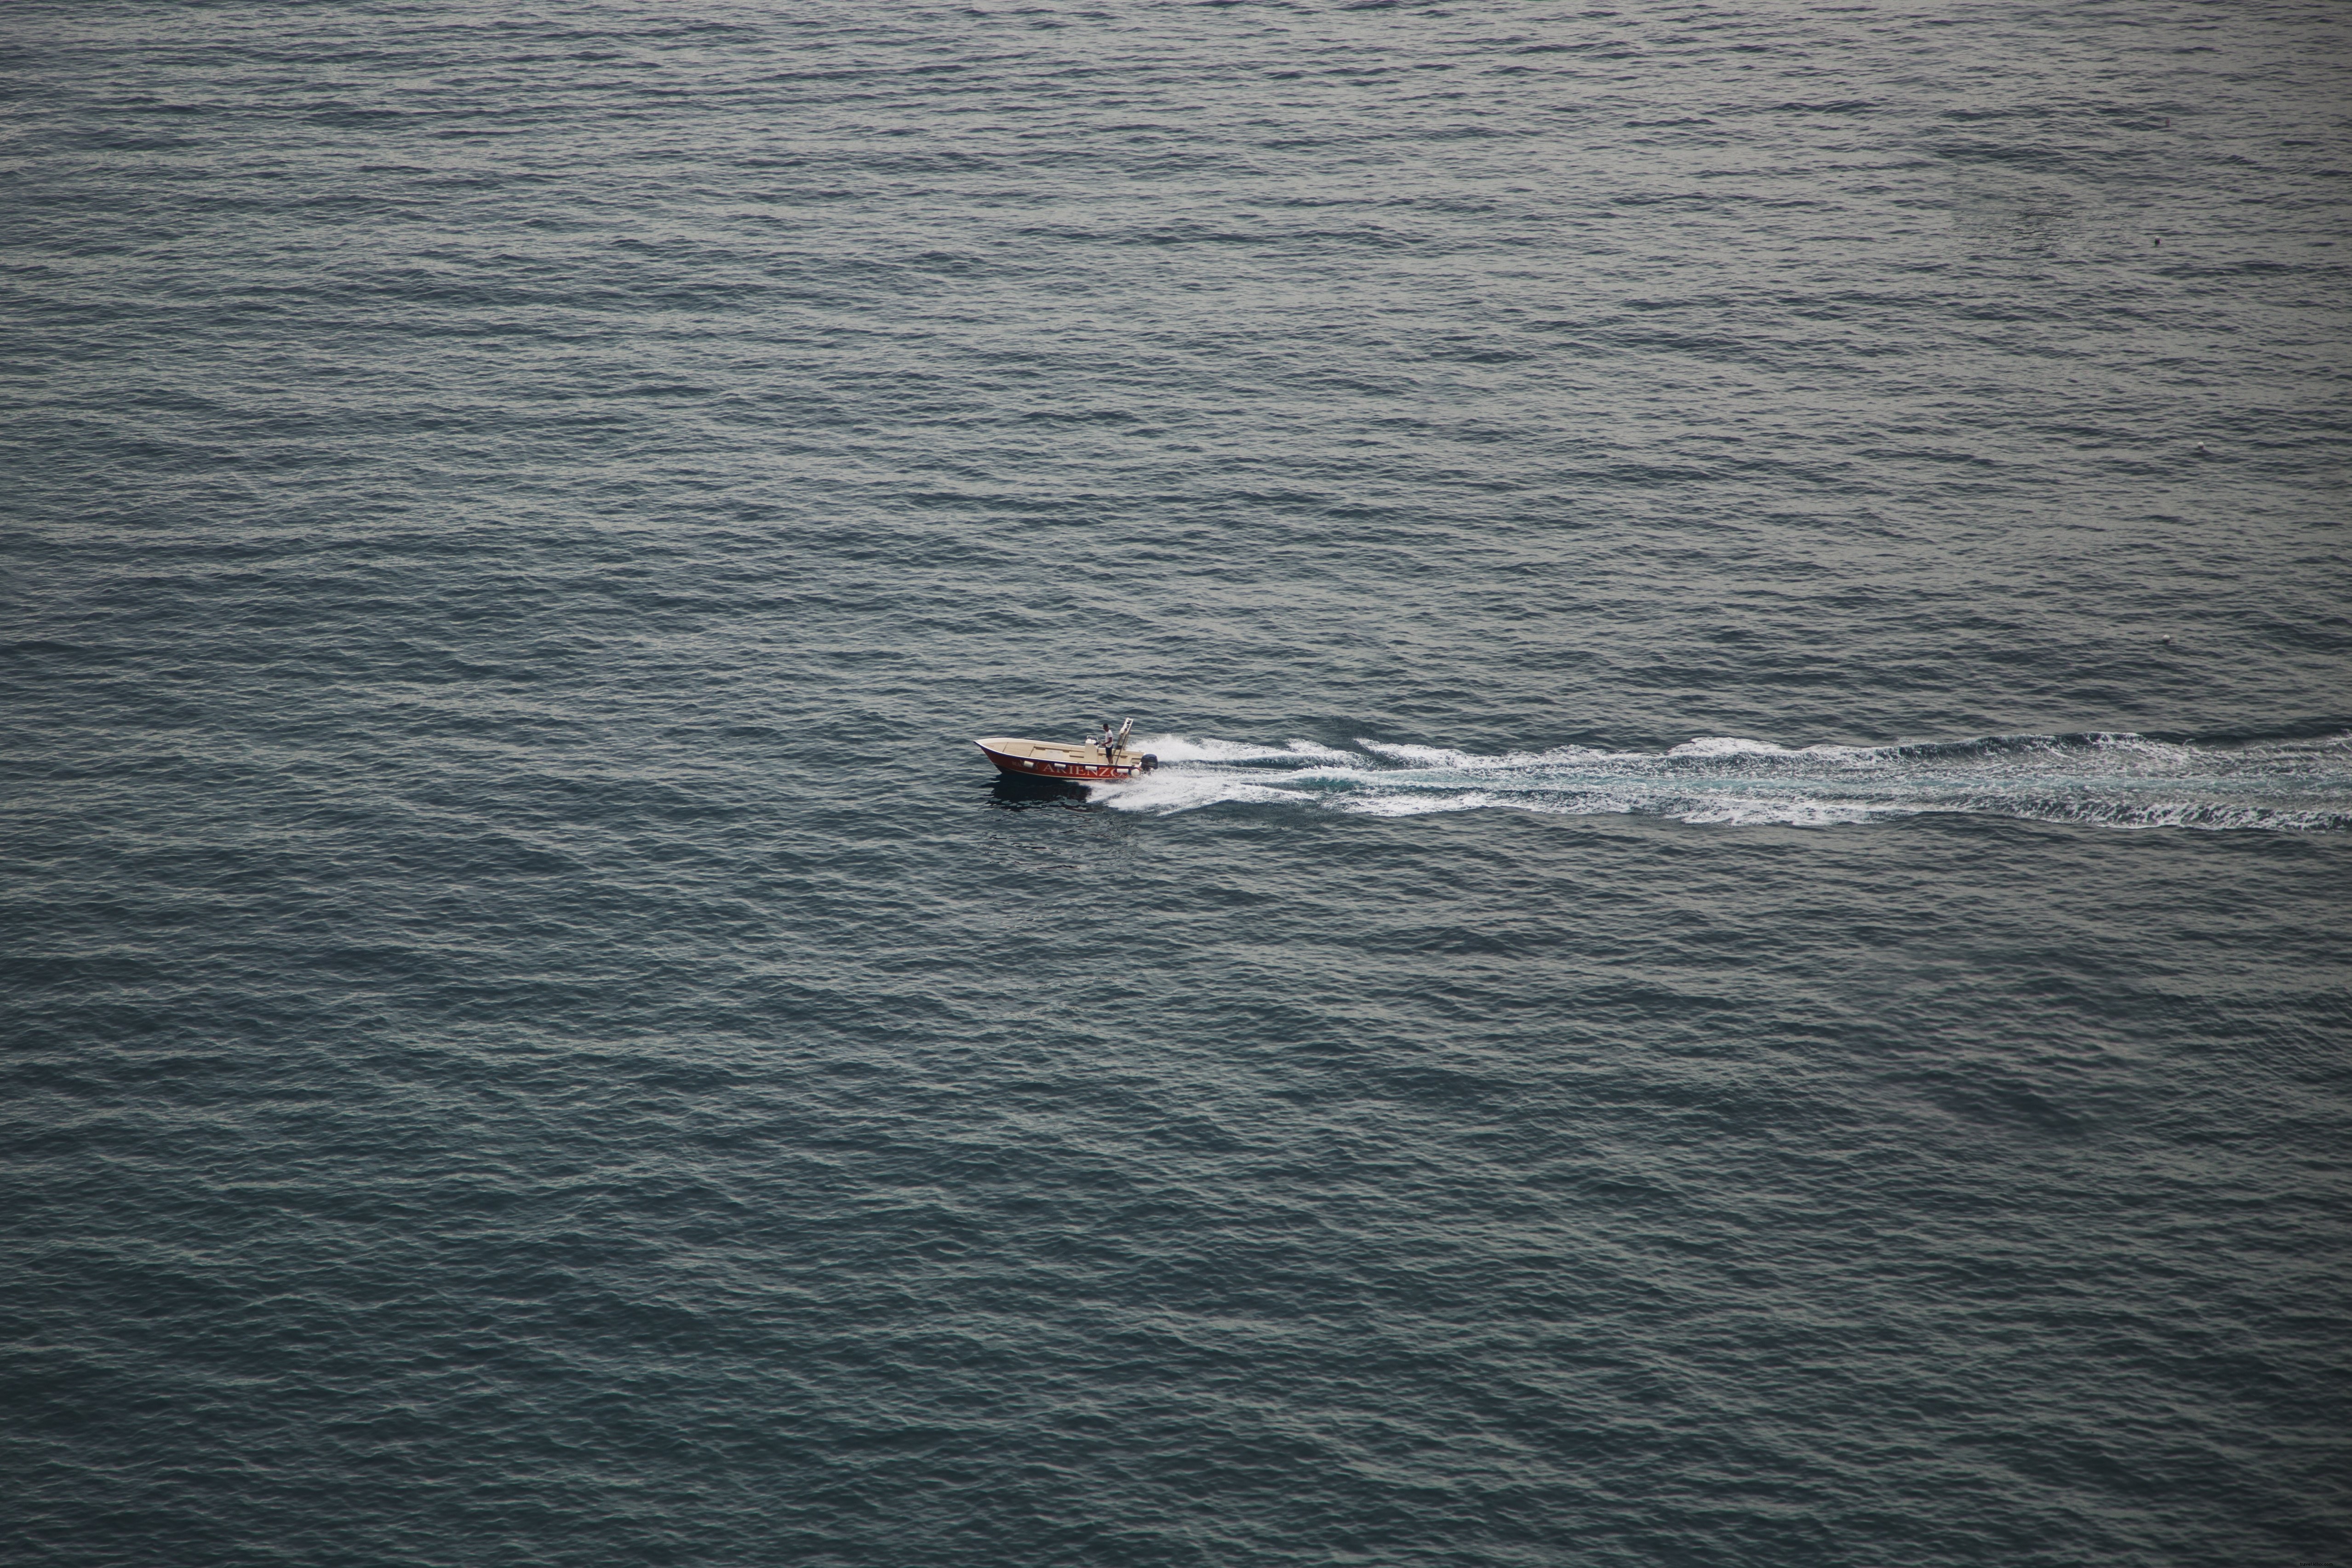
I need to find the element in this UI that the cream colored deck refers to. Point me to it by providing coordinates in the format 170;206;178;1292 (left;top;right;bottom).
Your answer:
974;736;1145;766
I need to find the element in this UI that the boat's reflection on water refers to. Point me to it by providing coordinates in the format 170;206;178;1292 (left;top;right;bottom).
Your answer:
984;772;1097;810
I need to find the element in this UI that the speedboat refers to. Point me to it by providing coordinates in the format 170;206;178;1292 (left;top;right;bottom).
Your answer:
975;720;1158;782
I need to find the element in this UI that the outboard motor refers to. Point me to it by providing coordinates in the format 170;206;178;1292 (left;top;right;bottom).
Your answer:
1140;754;1158;773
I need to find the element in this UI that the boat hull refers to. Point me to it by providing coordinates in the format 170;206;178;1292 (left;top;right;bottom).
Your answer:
975;737;1155;782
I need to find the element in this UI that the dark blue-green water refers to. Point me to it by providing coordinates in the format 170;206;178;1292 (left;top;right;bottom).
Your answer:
5;3;2350;1564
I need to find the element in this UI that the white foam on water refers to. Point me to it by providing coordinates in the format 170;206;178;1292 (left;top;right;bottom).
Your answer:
1671;794;1898;827
1134;734;1355;765
1332;790;1507;818
1356;740;1629;770
1085;731;2352;830
1667;735;1892;767
1086;768;1314;816
1356;741;1489;768
1667;735;1798;759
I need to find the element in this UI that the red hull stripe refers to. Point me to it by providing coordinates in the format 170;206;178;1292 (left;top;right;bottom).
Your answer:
979;745;1134;781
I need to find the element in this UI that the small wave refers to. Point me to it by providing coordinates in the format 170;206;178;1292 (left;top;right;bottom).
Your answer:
1087;732;2352;830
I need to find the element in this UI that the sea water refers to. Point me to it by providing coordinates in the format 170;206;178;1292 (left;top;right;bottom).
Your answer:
3;3;2348;1564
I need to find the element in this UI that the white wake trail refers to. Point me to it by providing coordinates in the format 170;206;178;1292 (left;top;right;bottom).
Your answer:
1084;732;2352;830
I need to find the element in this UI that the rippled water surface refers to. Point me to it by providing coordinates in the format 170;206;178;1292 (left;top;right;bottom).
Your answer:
5;3;2349;1565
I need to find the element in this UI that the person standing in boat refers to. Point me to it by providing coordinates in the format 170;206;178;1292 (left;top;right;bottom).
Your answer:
1097;721;1119;762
